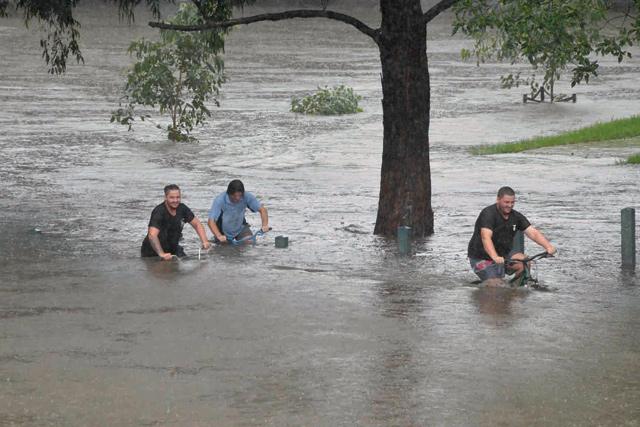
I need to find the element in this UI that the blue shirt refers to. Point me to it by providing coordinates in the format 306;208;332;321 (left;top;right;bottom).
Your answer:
208;192;262;239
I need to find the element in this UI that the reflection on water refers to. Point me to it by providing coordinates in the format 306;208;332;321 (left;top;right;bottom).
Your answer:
366;346;418;426
471;286;528;318
142;257;186;279
1;3;639;426
375;281;426;320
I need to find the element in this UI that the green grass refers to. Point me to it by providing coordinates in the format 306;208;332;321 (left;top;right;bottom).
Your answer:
625;153;640;164
471;115;640;155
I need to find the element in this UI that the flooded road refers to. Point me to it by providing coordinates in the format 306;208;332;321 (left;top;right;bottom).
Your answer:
1;3;639;425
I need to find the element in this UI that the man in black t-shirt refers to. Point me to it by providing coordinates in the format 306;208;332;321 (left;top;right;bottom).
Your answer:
468;186;556;284
141;184;210;260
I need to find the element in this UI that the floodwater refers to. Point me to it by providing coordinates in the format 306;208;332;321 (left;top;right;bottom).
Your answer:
1;3;639;426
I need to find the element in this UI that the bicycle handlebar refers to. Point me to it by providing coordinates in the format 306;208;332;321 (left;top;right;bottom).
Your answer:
506;251;554;264
229;227;272;246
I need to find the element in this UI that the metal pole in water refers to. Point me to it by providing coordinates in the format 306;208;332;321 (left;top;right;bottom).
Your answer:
512;230;525;254
621;207;636;270
397;226;411;255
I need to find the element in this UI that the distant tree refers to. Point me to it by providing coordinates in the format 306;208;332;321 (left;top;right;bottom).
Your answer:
594;0;639;61
454;0;606;100
453;0;640;100
0;0;88;74
111;3;226;141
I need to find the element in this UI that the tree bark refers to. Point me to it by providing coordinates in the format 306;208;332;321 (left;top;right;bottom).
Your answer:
374;0;433;236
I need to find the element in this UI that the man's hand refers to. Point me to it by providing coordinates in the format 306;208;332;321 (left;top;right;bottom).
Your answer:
202;241;211;250
261;225;270;233
217;235;227;243
493;256;505;264
159;253;173;261
525;226;556;258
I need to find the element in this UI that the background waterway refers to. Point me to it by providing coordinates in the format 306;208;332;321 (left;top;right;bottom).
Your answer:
1;2;639;425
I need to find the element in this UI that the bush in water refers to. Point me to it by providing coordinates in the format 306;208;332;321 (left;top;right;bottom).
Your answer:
291;85;363;115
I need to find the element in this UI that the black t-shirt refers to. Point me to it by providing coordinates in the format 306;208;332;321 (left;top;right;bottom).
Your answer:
141;203;195;257
467;204;531;260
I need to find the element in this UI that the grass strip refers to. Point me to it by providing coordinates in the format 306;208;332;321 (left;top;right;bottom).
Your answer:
626;153;640;164
471;115;640;155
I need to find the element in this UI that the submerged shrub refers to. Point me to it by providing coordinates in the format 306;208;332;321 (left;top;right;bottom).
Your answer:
291;85;363;115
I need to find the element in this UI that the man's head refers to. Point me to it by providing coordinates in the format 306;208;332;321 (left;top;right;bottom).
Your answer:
226;179;245;203
496;186;516;216
164;184;181;209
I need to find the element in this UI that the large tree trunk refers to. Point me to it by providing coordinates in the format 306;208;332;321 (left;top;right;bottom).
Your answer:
374;0;434;237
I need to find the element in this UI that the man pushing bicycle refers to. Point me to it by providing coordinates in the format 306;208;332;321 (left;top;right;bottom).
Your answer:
207;179;270;244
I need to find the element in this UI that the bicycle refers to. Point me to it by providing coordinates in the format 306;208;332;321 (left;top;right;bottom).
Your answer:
506;251;555;289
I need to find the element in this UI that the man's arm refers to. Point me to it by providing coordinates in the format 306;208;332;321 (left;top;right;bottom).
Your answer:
207;218;227;243
524;226;556;254
480;228;504;264
190;218;211;249
148;227;173;261
258;206;269;232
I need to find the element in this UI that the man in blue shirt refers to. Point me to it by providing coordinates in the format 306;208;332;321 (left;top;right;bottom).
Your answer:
208;180;269;243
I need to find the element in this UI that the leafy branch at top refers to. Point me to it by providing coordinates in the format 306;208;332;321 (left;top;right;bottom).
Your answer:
453;0;640;99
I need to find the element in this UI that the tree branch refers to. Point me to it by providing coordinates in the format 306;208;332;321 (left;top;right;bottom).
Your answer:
149;9;380;42
423;0;459;24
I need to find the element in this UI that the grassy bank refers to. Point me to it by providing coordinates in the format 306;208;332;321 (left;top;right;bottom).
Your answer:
472;115;640;155
625;153;640;164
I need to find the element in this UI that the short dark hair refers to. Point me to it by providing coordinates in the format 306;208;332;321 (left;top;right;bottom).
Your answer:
227;179;245;195
497;186;515;198
164;184;180;195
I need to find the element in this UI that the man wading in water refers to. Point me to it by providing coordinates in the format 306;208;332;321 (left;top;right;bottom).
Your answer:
141;184;210;260
208;179;269;244
468;186;556;286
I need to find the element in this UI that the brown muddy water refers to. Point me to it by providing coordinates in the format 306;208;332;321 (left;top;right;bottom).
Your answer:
1;3;639;426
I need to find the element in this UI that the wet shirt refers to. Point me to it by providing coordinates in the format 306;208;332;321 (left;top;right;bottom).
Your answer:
467;204;531;260
208;192;261;239
141;202;195;256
